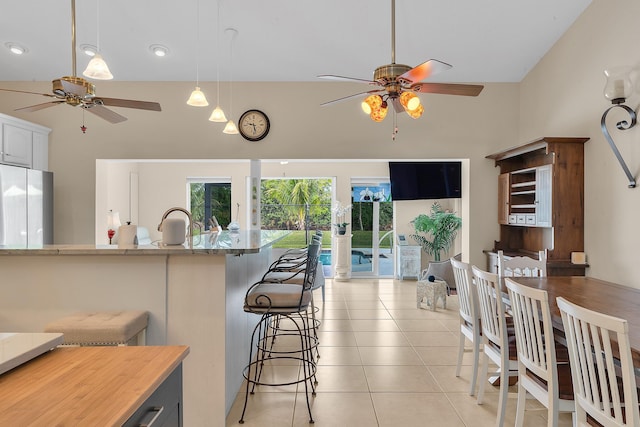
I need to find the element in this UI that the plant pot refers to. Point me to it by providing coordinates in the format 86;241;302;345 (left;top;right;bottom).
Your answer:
337;227;346;235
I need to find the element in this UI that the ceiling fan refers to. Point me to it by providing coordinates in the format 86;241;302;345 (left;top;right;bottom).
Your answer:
0;0;161;124
318;0;483;123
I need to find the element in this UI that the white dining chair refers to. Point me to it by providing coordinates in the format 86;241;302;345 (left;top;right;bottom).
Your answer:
505;278;575;426
451;257;481;396
498;250;547;278
472;265;519;427
557;297;640;427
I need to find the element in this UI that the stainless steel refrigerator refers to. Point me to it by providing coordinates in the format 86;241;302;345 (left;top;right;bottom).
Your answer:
0;164;53;246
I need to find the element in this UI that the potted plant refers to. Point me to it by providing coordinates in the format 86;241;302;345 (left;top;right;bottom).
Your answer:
332;201;351;235
410;202;462;261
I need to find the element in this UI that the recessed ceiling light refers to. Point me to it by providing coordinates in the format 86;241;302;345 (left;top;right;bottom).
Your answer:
5;42;27;55
149;44;169;57
79;44;97;57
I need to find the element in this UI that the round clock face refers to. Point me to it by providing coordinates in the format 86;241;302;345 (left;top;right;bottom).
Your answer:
239;110;270;141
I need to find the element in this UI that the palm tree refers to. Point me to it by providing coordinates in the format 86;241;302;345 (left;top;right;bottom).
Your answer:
264;179;329;230
410;202;462;261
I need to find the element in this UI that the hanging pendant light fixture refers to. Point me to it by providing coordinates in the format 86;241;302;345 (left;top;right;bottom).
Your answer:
222;28;239;134
187;0;209;107
209;0;227;122
83;0;113;80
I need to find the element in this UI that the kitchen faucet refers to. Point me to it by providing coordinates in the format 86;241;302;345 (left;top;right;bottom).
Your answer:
158;207;194;244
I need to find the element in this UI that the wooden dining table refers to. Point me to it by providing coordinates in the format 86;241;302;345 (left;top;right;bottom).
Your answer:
505;276;640;369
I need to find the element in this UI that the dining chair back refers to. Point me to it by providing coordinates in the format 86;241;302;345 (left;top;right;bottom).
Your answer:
451;257;481;396
505;278;575;426
472;265;519;427
498;250;547;278
557;297;640;427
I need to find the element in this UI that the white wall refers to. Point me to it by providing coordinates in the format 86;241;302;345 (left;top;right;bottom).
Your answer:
518;0;640;287
8;2;634;285
100;159;467;270
0;80;517;269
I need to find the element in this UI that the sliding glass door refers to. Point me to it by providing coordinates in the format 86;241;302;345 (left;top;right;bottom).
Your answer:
350;180;393;278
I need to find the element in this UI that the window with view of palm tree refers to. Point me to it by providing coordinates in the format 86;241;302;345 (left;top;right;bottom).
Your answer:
261;179;332;230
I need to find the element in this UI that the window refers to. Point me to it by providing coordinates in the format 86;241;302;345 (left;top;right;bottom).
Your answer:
189;180;231;231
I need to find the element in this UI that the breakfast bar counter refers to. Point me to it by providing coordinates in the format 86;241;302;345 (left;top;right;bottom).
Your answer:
0;230;288;427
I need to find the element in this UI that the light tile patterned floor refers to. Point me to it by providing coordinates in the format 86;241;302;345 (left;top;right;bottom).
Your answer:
226;278;574;426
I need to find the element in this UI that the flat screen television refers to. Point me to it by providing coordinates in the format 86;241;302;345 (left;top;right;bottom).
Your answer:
388;161;462;200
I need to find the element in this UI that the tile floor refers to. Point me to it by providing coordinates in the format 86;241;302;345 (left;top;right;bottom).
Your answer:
226;278;573;426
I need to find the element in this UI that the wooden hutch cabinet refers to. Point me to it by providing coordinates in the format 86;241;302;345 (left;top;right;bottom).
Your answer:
486;137;589;276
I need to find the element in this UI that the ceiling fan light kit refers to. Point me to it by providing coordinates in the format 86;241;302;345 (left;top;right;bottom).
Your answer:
319;0;483;135
370;101;389;122
399;91;421;112
361;94;382;114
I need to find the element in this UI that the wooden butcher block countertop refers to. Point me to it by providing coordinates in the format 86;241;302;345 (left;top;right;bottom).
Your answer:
0;345;189;426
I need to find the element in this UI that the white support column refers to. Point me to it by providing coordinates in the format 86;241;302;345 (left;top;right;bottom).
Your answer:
334;234;352;281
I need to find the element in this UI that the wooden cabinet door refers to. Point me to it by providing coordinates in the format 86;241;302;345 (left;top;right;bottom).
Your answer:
497;173;510;225
535;164;552;227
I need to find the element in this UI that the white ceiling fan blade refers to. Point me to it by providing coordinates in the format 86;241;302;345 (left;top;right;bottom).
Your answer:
321;90;384;107
399;59;452;84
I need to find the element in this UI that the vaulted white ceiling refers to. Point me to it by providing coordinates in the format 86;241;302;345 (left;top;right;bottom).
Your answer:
0;0;592;83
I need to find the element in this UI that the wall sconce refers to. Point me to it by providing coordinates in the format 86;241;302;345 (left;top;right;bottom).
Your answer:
601;66;637;188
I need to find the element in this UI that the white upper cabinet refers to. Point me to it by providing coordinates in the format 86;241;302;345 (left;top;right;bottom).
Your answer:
0;113;51;170
534;164;552;227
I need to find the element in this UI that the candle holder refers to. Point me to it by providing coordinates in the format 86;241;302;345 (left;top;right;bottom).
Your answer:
601;66;638;188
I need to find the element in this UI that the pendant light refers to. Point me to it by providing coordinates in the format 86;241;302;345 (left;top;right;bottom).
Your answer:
187;0;209;107
209;0;227;122
223;28;239;134
83;0;113;80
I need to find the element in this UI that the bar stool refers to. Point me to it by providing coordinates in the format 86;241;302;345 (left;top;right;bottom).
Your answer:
44;310;148;346
239;242;321;424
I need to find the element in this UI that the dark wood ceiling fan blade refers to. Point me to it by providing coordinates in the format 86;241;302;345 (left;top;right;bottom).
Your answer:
399;59;452;84
321;90;384;106
0;88;56;98
318;75;378;85
411;82;484;96
15;101;66;112
98;97;162;111
86;105;128;123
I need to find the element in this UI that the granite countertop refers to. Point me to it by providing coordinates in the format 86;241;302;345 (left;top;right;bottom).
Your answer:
0;230;290;256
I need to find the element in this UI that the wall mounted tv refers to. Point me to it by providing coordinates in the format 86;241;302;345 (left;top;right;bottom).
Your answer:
388;161;462;200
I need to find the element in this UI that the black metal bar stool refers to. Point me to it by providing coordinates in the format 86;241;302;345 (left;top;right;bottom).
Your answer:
239;241;321;424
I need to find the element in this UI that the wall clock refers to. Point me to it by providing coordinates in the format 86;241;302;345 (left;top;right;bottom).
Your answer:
238;109;270;141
